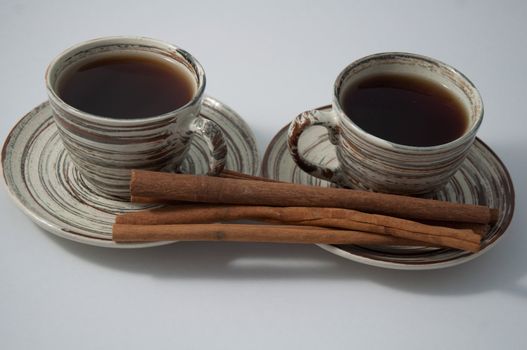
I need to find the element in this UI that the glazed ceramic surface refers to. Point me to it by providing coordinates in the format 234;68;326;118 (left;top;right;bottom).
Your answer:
263;114;514;270
1;96;258;248
288;53;483;195
46;37;226;197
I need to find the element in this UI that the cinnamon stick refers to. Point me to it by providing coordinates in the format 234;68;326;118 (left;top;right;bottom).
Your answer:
219;169;281;182
130;170;498;224
130;171;279;204
418;220;490;237
113;223;479;250
115;204;480;251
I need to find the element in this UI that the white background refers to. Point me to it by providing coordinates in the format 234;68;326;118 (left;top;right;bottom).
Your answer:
1;1;526;349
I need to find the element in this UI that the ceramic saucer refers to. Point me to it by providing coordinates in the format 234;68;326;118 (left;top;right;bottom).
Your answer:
2;96;259;248
262;105;515;270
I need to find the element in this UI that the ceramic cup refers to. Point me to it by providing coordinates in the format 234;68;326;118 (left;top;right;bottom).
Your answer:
45;37;226;198
288;52;483;195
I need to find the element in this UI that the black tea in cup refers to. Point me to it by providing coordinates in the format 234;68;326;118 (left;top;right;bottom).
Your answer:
58;52;196;119
340;73;468;147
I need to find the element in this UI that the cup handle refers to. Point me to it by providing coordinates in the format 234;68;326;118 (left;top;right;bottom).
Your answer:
287;108;343;183
188;116;227;175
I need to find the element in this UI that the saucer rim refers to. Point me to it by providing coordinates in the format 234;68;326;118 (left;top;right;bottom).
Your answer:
1;96;260;248
261;117;515;270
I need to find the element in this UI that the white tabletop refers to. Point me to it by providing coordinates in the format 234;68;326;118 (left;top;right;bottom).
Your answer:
1;1;526;349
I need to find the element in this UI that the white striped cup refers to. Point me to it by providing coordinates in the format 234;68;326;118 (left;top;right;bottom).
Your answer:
288;52;483;195
46;37;226;198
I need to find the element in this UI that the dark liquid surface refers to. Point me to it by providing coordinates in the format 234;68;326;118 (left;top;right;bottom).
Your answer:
341;73;468;147
58;53;195;119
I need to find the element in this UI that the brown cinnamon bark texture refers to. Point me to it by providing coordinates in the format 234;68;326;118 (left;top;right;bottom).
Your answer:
112;223;482;251
115;205;480;251
130;170;498;224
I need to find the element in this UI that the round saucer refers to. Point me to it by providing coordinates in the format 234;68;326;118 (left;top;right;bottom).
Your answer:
2;96;259;248
262;106;515;270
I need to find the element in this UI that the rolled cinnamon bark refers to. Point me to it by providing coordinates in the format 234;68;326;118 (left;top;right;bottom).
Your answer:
418;220;490;236
115;204;480;251
113;223;482;251
130;170;498;224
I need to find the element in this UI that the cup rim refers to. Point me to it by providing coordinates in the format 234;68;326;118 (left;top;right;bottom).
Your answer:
332;52;484;151
45;36;206;126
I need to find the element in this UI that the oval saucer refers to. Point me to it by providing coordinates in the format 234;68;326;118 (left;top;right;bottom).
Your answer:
1;96;259;248
261;106;514;270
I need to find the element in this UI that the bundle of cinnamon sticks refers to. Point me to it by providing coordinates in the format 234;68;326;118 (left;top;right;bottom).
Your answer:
112;170;499;252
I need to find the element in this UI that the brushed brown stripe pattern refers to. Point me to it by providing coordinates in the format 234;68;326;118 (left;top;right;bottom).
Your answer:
263;121;514;270
288;52;484;195
45;37;228;198
1;97;259;248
